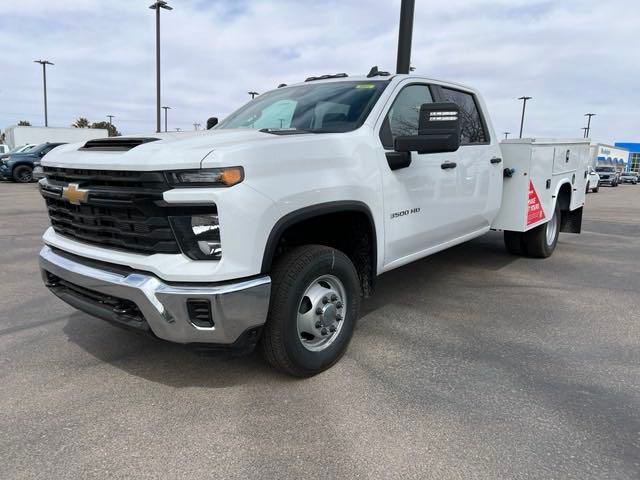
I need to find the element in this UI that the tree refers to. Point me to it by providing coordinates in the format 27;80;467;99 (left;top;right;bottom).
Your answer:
72;117;90;128
91;121;121;137
18;120;31;126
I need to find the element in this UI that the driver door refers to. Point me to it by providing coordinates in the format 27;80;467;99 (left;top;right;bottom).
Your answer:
379;82;458;267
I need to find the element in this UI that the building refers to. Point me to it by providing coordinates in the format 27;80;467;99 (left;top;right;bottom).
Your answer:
615;142;640;172
589;143;629;171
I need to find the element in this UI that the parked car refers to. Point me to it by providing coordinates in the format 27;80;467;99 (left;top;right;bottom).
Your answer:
620;172;638;184
595;166;619;187
586;166;600;193
0;142;66;183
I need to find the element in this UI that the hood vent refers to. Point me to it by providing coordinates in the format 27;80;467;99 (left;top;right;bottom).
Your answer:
79;137;160;152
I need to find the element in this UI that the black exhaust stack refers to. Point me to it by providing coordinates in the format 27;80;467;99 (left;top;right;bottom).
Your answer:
396;0;416;74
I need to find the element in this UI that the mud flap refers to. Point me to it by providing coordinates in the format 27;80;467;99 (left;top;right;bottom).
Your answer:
560;207;583;234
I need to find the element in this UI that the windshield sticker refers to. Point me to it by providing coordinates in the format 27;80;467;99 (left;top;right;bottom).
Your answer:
356;84;376;89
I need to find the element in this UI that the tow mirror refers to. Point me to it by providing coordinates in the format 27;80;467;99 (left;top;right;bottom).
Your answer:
206;117;219;130
394;102;461;154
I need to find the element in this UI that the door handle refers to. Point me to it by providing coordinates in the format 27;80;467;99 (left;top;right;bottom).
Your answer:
441;162;457;170
490;157;502;164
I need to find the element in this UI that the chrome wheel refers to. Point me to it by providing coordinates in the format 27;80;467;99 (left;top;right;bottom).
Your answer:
296;274;347;352
545;208;559;247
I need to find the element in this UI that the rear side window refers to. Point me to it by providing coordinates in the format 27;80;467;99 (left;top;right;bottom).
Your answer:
439;87;488;144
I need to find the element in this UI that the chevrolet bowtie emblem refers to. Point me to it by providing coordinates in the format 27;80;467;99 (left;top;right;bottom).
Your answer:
62;183;89;205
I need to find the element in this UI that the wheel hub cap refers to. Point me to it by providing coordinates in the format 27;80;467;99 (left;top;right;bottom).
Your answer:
296;275;346;352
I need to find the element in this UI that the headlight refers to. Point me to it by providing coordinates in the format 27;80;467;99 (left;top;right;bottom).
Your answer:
169;214;222;260
165;167;244;187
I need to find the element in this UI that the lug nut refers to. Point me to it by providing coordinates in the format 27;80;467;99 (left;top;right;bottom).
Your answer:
331;294;338;302
316;307;323;315
321;328;328;335
329;325;336;332
322;296;329;304
336;301;343;308
315;321;322;328
336;314;342;321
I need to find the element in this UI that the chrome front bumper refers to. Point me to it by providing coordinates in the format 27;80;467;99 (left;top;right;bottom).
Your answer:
39;246;271;345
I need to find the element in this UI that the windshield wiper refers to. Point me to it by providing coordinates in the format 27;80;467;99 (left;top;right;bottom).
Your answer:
259;128;316;135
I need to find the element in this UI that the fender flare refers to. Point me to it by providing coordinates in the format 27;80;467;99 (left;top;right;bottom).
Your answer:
260;200;377;274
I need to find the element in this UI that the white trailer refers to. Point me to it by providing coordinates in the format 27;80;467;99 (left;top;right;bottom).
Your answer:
3;126;108;150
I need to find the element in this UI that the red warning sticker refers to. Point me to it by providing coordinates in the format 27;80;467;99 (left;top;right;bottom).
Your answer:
527;180;546;226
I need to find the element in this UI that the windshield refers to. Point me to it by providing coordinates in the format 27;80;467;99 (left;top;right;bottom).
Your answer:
217;81;388;133
11;145;33;153
596;167;615;172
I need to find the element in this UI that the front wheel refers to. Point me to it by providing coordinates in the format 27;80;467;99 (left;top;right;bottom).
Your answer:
523;201;560;258
260;245;361;377
12;165;33;183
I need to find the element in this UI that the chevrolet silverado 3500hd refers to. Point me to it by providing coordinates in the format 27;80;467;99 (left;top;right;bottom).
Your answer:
38;74;588;376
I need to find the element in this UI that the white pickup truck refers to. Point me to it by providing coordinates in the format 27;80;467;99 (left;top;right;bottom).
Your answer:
38;73;588;376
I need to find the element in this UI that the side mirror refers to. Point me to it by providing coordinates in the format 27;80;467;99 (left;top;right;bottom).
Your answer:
206;117;219;130
394;102;461;154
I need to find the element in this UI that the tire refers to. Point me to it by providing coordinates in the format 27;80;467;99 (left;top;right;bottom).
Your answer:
504;231;527;256
593;186;599;193
12;165;33;183
260;245;361;377
523;201;560;258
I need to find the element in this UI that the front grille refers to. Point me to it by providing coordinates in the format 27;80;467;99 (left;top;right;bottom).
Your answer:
41;168;185;255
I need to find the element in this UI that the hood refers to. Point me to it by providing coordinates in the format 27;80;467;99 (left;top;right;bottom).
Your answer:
41;129;295;171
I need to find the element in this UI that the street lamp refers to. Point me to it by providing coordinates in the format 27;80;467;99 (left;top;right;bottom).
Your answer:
149;1;173;133
107;115;115;125
581;127;589;138
34;60;54;127
161;106;171;132
248;91;259;99
504;132;511;140
518;96;532;138
584;113;596;138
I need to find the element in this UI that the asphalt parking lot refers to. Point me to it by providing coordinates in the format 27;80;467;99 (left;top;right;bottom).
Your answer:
1;182;639;479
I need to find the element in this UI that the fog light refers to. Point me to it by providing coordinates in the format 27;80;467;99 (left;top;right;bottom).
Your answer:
170;214;222;260
191;215;221;257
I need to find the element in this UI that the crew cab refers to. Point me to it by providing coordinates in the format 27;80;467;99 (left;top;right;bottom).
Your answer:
37;73;587;376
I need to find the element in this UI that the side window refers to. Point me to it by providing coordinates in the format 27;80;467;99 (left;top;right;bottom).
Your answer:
380;84;433;148
438;87;488;144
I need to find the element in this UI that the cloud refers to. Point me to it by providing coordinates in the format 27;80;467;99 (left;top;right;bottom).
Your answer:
0;0;638;144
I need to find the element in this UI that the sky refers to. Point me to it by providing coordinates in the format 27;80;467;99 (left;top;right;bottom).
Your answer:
1;0;638;144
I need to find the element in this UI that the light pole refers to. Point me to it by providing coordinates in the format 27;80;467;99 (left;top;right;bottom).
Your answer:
581;127;589;138
107;115;115;125
161;106;171;132
396;0;416;74
584;113;596;138
504;132;511;140
248;91;259;99
34;60;54;127
518;96;532;138
149;1;173;133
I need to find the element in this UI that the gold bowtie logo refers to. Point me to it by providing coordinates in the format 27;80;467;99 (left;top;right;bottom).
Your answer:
62;183;89;205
